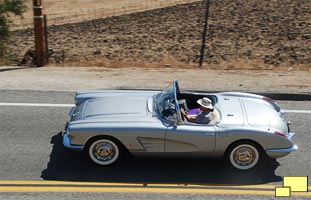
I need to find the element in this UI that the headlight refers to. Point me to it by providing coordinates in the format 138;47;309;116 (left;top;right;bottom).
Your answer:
69;107;76;116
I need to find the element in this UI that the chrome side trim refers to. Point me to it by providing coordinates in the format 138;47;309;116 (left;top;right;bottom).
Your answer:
63;133;84;150
204;132;215;136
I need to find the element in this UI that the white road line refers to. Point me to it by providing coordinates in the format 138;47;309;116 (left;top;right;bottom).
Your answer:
284;110;311;114
0;103;311;114
0;103;75;107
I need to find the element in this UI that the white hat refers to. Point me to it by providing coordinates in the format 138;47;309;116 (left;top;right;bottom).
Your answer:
197;97;214;109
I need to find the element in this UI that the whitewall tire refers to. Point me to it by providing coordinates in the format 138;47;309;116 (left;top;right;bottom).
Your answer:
88;139;120;165
228;143;260;170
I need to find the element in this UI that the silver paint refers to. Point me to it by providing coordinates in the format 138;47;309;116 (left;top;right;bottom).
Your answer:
63;80;297;167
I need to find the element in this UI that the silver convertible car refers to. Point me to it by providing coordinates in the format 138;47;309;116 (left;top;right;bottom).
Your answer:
63;80;297;170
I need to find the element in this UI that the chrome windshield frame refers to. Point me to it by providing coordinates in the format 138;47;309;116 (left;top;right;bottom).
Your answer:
154;80;182;124
173;80;183;125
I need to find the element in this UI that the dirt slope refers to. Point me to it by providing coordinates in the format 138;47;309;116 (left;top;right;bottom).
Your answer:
6;0;311;69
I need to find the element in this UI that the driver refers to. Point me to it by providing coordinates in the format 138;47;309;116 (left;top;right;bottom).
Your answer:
181;97;214;124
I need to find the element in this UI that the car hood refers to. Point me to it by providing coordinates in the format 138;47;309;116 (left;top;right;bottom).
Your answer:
75;90;159;105
82;96;149;120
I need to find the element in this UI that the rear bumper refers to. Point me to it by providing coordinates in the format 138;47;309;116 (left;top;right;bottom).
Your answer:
265;144;298;158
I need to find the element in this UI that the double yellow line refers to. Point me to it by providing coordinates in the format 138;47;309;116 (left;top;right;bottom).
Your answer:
0;180;310;196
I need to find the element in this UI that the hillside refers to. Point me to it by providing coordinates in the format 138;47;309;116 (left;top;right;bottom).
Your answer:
12;0;198;29
7;0;311;69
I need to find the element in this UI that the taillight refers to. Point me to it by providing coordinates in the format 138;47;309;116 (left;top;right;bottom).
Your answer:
274;131;287;137
263;96;281;112
263;97;275;103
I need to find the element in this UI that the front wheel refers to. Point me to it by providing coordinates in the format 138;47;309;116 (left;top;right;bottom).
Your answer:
87;138;120;166
226;142;261;170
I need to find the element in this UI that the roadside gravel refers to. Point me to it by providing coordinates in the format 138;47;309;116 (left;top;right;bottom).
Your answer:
0;66;310;95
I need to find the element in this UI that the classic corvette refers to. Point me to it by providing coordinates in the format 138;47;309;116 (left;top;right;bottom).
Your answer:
63;80;297;170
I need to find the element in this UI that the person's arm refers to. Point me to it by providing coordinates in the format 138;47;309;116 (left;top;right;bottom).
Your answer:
181;108;196;123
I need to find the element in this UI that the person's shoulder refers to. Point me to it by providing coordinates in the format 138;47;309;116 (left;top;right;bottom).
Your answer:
203;110;212;115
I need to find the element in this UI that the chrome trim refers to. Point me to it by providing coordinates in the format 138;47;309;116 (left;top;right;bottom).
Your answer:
279;108;285;116
279;109;285;116
69;107;76;116
265;144;298;158
63;133;84;150
288;132;295;140
173;80;183;125
147;97;153;113
204;132;215;136
286;120;292;125
266;144;298;153
91;141;117;162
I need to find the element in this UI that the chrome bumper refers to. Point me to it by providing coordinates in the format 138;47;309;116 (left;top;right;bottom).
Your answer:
63;133;84;150
266;144;298;158
287;132;295;140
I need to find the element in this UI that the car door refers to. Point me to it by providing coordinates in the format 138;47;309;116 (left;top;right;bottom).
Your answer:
165;124;216;154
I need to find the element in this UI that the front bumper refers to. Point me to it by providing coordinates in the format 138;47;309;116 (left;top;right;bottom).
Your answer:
62;128;84;150
265;144;298;158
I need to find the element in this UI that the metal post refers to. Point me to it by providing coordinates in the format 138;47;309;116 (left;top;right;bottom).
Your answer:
0;41;3;64
199;0;210;68
44;14;49;63
33;0;45;67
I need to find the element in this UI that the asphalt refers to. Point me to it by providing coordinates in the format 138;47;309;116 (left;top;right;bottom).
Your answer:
0;66;310;101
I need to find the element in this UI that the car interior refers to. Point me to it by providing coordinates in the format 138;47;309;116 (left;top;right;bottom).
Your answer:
177;92;218;112
176;92;220;125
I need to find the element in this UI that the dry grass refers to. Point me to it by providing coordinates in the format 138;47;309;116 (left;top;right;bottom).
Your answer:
9;0;310;71
59;53;191;68
53;56;310;71
12;0;199;29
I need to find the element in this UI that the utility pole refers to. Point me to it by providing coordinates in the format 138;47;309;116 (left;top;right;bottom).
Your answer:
199;0;210;67
33;0;45;67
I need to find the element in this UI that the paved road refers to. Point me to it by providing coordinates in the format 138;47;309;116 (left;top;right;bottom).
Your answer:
0;90;310;199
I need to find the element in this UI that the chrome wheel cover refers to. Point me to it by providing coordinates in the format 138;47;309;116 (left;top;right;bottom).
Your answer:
230;144;259;170
89;139;119;165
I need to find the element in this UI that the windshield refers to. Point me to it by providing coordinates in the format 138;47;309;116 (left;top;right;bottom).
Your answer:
155;82;178;121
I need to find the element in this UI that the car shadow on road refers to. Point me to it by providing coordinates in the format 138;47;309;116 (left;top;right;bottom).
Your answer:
41;132;282;185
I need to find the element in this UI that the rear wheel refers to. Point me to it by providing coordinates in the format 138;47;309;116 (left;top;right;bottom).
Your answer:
87;138;120;166
227;142;261;170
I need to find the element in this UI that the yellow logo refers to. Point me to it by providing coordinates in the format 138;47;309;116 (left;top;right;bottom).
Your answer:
275;176;308;197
